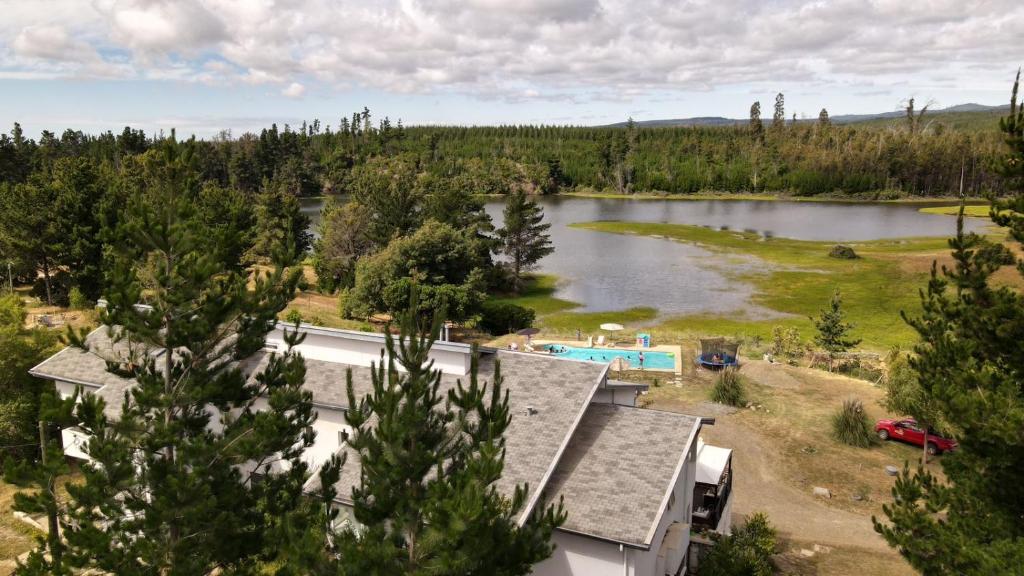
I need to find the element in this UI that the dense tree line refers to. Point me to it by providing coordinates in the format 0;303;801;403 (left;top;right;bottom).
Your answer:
1;104;1009;208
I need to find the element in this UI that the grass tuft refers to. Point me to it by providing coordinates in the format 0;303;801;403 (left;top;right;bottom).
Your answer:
711;368;747;407
831;398;877;448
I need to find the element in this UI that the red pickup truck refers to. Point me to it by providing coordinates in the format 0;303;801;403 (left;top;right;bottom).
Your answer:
875;418;957;455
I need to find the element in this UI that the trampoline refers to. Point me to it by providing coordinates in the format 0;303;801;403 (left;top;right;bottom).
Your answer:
696;338;739;369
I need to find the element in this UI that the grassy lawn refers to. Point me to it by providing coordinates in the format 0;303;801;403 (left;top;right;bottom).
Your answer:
567;221;1018;351
918;204;992;217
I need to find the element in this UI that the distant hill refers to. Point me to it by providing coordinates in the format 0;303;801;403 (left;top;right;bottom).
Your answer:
605;103;1009;130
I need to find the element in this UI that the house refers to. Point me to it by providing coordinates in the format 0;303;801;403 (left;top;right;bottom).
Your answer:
30;323;734;576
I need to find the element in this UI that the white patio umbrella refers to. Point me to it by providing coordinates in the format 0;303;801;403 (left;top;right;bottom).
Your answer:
599;323;624;332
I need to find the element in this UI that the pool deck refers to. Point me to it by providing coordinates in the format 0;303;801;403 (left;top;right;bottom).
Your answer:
531;339;683;374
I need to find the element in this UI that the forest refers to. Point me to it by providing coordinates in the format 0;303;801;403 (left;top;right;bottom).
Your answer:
0;99;1010;205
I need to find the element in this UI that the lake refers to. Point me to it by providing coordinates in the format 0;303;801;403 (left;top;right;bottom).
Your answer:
302;197;985;316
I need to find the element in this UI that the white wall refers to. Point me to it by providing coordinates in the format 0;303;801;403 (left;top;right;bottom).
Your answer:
268;328;471;375
532;530;630;576
591;387;639;407
250;397;350;470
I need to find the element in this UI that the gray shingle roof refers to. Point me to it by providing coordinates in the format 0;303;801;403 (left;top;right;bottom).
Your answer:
30;332;608;526
29;328;149;392
291;351;607;522
544;404;699;547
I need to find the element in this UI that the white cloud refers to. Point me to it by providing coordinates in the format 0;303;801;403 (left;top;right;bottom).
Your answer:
281;82;305;98
0;0;1021;101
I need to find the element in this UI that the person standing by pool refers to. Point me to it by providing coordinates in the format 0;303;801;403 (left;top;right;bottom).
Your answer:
638;351;645;370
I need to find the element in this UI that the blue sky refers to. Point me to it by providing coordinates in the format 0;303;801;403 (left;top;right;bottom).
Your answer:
1;0;1021;138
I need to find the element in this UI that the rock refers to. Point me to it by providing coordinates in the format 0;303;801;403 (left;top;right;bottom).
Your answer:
799;548;816;558
885;465;900;476
812;486;832;499
851;493;864;501
813;544;833;554
828;244;859;259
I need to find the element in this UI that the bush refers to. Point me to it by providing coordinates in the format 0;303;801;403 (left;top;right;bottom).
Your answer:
828;244;859;259
831;398;877;448
769;326;803;359
68;286;90;310
478;301;535;335
284;309;303;325
699;512;777;576
710;368;746;407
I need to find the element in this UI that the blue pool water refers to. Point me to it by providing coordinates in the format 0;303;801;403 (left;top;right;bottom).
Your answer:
541;345;676;370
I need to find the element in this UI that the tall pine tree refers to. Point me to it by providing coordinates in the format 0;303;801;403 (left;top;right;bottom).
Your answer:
497;190;554;292
874;70;1024;574
328;299;565;574
56;143;318;574
811;288;861;371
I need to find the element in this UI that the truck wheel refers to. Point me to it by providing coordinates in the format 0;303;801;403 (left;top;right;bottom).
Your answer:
927;442;940;456
877;429;889;440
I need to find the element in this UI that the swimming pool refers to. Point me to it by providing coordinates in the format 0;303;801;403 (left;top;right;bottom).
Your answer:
540;345;676;370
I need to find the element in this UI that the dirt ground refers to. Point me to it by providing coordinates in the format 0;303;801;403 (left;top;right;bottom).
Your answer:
644;357;926;576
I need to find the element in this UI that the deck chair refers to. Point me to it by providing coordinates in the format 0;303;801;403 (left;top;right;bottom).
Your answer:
596;335;606;346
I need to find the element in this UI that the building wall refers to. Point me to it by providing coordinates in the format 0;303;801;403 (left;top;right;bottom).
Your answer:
267;329;471;375
251;397;349;470
591;387;641;407
532;530;631;576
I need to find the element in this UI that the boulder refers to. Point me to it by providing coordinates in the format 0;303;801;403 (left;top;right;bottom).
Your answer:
885;465;900;476
828;244;859;259
812;486;832;499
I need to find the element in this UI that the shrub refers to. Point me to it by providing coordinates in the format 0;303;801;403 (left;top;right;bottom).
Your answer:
699;512;777;576
831;398;877;448
769;326;803;359
284;309;303;325
68;286;90;311
828;244;859;259
478;301;535;335
710;368;746;407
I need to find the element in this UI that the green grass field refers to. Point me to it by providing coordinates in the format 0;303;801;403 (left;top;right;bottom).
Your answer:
918;204;992;217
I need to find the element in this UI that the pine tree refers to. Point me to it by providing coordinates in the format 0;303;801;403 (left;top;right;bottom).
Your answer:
0;178;61;304
749;101;763;138
772;93;785;130
818;108;830;128
811;288;861;371
497;190;554;292
874;71;1024;574
247;179;311;265
57;144;318;574
329;299;566;574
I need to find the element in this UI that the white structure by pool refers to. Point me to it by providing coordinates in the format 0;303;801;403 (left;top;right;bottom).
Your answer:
31;324;733;576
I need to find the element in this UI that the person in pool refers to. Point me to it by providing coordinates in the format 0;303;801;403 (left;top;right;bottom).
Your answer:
638;351;645;368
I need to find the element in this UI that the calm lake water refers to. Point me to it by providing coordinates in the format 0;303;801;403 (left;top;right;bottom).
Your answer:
302;197;985;316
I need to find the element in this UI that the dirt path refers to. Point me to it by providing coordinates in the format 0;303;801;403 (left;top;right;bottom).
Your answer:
701;416;890;551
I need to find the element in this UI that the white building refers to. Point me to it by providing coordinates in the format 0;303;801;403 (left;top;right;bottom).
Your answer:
31;324;733;576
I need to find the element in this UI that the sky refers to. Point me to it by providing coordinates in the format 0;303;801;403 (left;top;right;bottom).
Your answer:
1;0;1021;138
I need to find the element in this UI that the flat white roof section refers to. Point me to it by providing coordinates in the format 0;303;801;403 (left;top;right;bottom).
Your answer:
696;437;732;485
